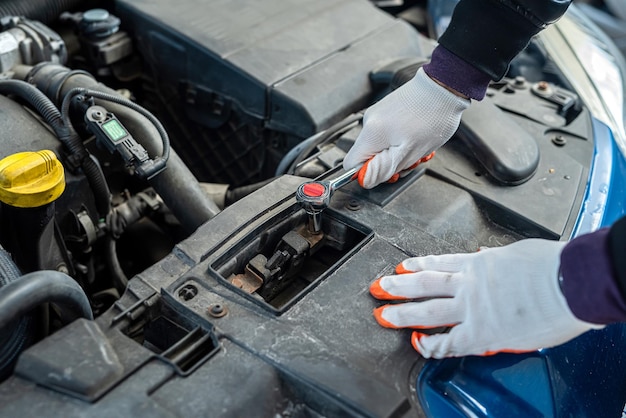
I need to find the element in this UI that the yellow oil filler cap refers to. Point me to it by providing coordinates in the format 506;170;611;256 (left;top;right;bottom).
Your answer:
0;150;65;208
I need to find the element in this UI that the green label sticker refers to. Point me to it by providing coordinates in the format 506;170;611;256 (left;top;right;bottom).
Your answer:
102;119;127;142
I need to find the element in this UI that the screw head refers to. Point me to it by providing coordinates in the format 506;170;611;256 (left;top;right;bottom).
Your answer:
346;199;362;211
57;264;69;274
178;284;198;301
90;109;105;121
207;303;227;318
552;135;567;146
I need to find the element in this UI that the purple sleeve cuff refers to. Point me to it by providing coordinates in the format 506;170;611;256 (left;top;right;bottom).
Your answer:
423;45;492;101
561;228;626;324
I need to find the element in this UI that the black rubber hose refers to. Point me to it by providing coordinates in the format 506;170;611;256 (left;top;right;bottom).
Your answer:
225;178;277;206
0;249;34;381
0;80;70;141
0;0;95;24
82;154;112;218
105;237;128;292
0;270;93;331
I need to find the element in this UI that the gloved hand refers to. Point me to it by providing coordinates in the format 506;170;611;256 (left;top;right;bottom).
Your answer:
343;67;470;189
369;239;603;358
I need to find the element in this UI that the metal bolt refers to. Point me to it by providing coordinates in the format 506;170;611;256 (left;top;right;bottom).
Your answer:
57;264;69;274
514;76;526;86
207;303;227;318
91;110;105;121
537;81;549;91
552;135;567;146
346;199;362;211
564;175;571;180
178;284;198;301
116;88;132;99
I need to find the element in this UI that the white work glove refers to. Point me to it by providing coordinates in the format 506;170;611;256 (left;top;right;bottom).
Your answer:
369;239;603;358
343;67;469;189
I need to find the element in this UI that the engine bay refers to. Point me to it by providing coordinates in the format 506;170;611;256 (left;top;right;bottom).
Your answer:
0;0;609;416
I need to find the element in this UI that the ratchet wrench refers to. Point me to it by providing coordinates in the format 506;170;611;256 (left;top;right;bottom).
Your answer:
295;152;435;234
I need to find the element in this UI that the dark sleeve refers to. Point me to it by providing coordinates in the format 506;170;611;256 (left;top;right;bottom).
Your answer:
440;0;572;80
560;216;626;324
424;0;572;100
609;216;626;301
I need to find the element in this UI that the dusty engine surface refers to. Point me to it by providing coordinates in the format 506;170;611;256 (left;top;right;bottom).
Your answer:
0;0;617;417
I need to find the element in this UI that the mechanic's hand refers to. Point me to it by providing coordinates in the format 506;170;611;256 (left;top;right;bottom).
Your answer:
343;67;469;189
370;239;603;358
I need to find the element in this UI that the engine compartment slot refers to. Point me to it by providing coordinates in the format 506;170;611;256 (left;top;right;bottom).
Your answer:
212;205;371;312
118;291;221;376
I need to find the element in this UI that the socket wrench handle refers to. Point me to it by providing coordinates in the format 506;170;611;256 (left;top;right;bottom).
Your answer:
327;167;359;191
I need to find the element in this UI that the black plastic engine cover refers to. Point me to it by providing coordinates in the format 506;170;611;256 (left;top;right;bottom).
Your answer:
113;0;432;186
115;0;428;137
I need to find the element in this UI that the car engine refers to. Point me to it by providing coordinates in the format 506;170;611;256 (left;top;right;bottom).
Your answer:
0;0;620;416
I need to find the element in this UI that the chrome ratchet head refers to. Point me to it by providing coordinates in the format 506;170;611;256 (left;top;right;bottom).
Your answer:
295;182;332;234
295;167;358;234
